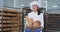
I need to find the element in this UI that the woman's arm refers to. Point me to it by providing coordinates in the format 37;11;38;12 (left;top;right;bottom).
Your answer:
25;16;29;23
25;16;34;23
25;16;34;27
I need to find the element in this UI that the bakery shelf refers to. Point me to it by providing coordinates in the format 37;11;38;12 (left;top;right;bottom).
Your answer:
0;8;22;32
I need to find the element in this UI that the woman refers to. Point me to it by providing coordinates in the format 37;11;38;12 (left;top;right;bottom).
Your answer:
25;1;44;32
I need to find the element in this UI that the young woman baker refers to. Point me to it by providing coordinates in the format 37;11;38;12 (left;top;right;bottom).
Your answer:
25;1;44;32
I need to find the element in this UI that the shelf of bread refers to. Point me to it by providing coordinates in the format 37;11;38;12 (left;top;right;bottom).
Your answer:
3;28;11;31
0;8;2;12
3;9;20;14
46;14;60;31
0;16;6;19
3;10;17;13
0;20;2;23
3;13;20;17
11;30;19;32
11;24;19;27
0;8;22;32
2;24;19;28
0;29;1;31
0;24;2;27
3;24;11;28
11;27;19;31
0;12;2;16
1;20;18;24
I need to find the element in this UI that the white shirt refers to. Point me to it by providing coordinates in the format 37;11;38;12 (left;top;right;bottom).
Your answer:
28;11;44;27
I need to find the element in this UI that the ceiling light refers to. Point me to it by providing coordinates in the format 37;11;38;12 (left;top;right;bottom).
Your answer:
20;4;24;6
44;1;46;2
52;5;58;7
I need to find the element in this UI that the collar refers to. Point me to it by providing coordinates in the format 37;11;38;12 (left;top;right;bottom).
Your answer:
32;11;38;14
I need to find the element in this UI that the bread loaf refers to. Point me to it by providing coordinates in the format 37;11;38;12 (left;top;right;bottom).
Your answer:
33;21;41;28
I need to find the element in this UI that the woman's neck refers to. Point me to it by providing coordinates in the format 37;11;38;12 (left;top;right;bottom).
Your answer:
33;10;37;13
34;10;37;13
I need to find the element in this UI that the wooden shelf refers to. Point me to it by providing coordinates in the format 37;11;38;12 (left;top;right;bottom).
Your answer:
3;28;11;31
3;9;19;13
46;14;60;31
10;27;19;31
0;8;22;32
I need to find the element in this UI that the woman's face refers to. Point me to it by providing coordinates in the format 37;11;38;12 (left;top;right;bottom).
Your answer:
33;5;38;11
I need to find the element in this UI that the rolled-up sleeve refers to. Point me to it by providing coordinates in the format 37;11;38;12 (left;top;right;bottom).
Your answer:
28;13;31;19
39;13;44;28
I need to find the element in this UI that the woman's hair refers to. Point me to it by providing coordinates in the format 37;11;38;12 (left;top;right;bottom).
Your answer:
37;8;41;15
33;5;41;15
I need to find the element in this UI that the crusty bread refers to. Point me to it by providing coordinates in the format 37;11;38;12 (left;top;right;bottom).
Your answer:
33;21;41;28
26;16;41;28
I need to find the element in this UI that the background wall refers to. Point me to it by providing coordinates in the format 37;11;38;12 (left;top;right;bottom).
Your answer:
0;0;4;8
47;0;60;13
